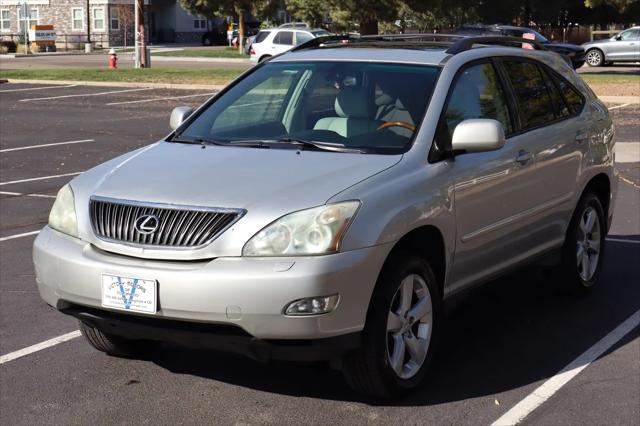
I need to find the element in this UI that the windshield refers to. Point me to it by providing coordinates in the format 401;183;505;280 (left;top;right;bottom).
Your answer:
176;61;440;154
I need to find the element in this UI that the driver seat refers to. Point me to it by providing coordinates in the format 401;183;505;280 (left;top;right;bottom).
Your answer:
314;87;380;138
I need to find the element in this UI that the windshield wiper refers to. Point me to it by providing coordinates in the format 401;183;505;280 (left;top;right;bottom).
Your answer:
227;138;365;153
169;136;226;146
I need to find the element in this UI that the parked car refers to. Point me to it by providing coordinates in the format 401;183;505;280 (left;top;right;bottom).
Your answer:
250;28;331;63
456;24;586;69
582;27;640;66
35;34;616;398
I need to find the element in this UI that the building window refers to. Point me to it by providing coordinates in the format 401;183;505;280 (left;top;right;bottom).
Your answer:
92;8;105;31
71;8;84;32
194;16;207;30
18;8;38;33
0;10;10;32
110;6;119;30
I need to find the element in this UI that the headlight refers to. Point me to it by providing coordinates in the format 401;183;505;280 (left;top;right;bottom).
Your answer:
48;184;78;238
243;201;360;256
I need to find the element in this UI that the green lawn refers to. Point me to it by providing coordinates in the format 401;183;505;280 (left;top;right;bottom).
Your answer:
580;73;640;84
153;47;247;58
0;68;245;85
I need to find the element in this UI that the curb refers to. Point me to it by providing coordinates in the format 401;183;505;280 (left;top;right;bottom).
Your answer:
4;78;227;91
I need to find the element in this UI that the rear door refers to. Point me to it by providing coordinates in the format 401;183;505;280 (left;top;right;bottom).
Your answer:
498;59;585;254
444;61;542;291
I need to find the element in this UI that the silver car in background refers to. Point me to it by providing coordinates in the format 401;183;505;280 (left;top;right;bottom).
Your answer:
34;35;617;398
583;26;640;66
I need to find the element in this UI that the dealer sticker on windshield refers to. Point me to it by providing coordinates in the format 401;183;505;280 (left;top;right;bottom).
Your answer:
101;274;157;314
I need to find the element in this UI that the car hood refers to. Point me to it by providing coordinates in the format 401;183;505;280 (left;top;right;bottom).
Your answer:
71;142;401;259
89;142;400;208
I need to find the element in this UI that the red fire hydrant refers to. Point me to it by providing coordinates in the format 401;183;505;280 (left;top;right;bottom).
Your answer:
108;48;118;69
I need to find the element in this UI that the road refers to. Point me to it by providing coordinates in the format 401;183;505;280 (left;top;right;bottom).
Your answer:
0;83;638;425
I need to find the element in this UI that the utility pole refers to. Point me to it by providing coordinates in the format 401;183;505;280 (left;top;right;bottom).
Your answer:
134;0;149;68
86;0;91;44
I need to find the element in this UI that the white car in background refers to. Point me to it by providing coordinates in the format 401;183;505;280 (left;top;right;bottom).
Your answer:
250;28;331;63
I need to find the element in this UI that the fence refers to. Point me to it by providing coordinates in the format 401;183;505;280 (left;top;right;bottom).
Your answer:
0;33;111;51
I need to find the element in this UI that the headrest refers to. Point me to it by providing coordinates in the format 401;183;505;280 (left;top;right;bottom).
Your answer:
335;87;374;119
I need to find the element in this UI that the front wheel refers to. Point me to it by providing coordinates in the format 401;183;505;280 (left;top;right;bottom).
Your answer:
79;321;158;358
342;252;441;398
559;193;606;292
586;49;604;67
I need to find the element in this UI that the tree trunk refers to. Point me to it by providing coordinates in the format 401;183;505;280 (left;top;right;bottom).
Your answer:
359;17;379;35
238;9;245;54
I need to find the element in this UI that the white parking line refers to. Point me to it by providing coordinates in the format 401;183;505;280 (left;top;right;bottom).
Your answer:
0;171;82;186
492;309;640;426
0;331;81;365
0;84;78;93
106;92;216;106
19;87;153;102
0;190;55;199
608;103;632;110
0;230;40;242
0;139;95;153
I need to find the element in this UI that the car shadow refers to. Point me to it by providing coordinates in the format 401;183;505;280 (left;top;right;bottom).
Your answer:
149;238;640;405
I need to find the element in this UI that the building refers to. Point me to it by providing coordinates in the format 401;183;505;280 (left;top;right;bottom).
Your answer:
0;0;211;48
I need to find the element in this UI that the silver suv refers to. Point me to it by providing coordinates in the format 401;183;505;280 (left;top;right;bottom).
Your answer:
34;35;617;398
583;26;640;66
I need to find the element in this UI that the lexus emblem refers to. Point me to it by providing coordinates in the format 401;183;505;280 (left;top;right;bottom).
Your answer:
134;214;160;235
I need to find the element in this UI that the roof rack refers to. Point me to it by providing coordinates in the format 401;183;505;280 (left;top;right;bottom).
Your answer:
446;36;546;54
291;33;547;54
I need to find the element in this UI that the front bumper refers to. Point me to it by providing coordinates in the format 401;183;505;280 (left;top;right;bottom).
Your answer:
34;226;390;342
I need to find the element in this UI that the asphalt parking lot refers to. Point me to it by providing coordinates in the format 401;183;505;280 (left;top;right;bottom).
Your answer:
0;82;638;425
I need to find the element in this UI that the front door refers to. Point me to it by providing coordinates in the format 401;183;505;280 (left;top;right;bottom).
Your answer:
442;61;541;292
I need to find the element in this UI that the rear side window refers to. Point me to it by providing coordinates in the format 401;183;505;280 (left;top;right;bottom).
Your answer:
503;61;556;130
550;73;585;114
442;62;513;140
254;31;270;44
274;31;294;45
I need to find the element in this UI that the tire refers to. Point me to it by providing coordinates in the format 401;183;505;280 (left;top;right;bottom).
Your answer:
342;252;441;398
559;193;606;292
79;321;158;358
586;49;604;67
258;55;271;63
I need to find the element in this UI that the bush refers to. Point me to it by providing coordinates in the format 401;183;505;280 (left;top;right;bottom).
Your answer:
0;41;17;53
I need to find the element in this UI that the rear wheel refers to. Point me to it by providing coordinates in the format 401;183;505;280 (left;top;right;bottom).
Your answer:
79;321;158;358
586;49;604;67
342;252;441;398
559;193;606;292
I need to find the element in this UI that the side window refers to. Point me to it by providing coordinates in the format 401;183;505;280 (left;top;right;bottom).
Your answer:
539;67;571;119
442;62;512;140
618;29;637;41
549;72;585;115
274;31;293;45
254;31;270;44
295;31;313;45
503;60;556;130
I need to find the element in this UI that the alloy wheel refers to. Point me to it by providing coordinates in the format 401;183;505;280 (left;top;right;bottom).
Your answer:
386;274;433;379
587;50;602;66
576;206;601;281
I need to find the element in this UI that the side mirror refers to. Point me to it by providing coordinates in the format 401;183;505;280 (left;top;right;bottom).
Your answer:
614;35;622;41
451;119;506;153
170;106;193;130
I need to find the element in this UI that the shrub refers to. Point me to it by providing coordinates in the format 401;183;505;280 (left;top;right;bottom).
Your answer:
0;41;17;53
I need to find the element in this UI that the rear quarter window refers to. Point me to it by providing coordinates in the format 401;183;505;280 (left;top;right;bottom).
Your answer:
550;72;585;115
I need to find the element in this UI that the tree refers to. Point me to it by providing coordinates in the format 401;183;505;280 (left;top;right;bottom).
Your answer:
286;0;328;27
584;0;638;11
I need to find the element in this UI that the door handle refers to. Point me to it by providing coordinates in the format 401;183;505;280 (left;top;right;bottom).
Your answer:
515;150;532;165
575;131;589;143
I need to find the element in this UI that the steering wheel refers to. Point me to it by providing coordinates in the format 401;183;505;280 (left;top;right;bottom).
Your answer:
377;121;416;132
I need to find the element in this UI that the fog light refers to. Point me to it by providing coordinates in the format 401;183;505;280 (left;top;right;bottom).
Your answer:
284;294;339;316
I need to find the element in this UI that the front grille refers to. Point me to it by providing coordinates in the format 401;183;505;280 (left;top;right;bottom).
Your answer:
89;197;244;248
